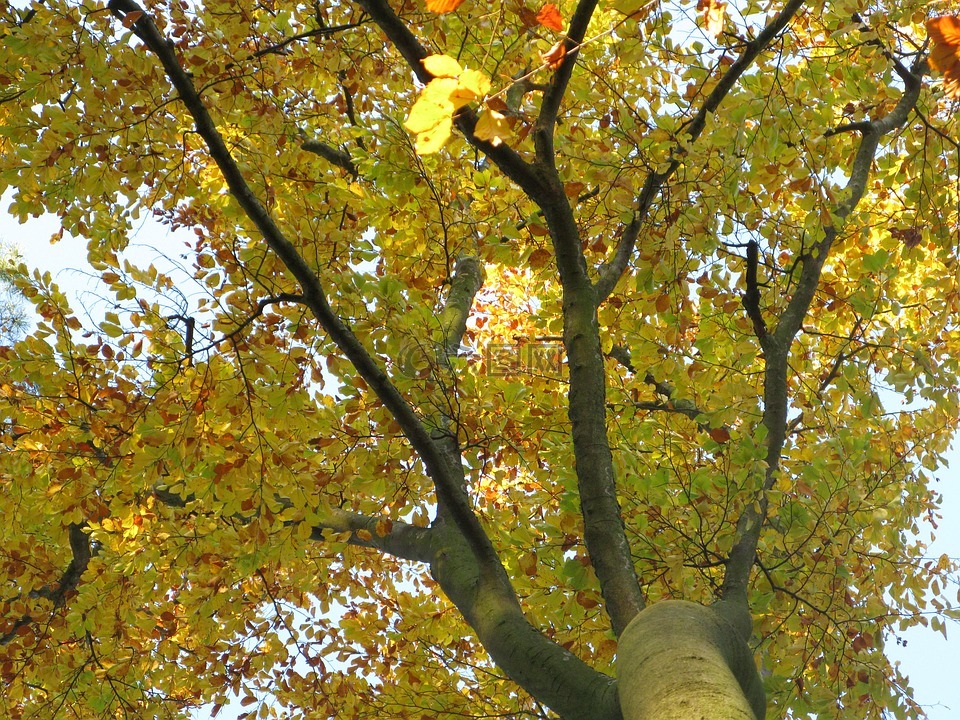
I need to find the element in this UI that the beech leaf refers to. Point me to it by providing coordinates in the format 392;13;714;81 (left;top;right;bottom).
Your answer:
425;0;465;13
537;4;563;32
423;54;463;79
928;16;960;99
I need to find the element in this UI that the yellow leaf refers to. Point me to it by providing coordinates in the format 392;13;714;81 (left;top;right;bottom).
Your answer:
423;54;463;78
456;69;491;101
404;79;458;134
355;528;373;541
474;109;512;147
415;117;453;154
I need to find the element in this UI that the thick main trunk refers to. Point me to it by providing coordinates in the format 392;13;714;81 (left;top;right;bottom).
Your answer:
617;601;765;720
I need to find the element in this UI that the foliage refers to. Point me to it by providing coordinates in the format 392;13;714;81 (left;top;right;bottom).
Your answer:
0;244;27;342
1;0;959;718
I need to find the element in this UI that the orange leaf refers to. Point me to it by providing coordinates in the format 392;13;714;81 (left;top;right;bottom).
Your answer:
541;40;566;70
425;0;464;12
927;16;960;99
121;10;143;27
537;3;563;32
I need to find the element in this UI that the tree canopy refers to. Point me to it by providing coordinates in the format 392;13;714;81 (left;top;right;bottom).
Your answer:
1;0;959;718
0;243;27;342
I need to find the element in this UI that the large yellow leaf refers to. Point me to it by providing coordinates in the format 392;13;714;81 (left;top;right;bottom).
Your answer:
415;117;453;154
404;78;458;134
423;54;463;79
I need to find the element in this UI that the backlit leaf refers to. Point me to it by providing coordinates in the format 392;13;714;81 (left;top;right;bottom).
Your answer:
474;109;512;146
537;4;563;32
425;0;465;13
696;0;726;39
927;16;960;99
541;41;566;70
415;117;453;154
423;54;463;79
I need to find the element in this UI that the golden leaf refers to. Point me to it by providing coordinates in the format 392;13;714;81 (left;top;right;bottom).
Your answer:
423;54;463;79
456;69;492;101
474;109;512;146
415;117;453;154
404;79;458;134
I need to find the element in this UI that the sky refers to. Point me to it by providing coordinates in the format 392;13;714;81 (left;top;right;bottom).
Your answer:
1;198;959;717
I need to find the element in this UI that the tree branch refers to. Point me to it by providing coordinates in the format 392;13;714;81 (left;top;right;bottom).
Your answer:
1;523;93;646
301;138;359;179
251;21;368;58
742;240;767;340
310;509;434;563
721;57;927;602
106;0;500;577
552;227;646;636
152;483;434;563
350;0;547;201
535;0;599;167
595;0;806;303
430;257;483;515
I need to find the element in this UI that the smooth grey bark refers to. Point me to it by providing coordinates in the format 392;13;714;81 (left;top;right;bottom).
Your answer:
617;601;765;720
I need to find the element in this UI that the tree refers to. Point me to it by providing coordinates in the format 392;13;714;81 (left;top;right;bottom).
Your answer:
0;244;27;342
0;0;958;717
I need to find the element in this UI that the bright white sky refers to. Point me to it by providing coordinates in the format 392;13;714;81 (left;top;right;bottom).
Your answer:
1;196;958;717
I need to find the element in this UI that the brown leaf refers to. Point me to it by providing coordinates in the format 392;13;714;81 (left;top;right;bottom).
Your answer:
528;248;552;268
890;226;922;249
708;427;730;444
121;10;143;27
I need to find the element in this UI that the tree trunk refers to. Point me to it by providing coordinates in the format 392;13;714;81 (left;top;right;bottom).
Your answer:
617;601;765;720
